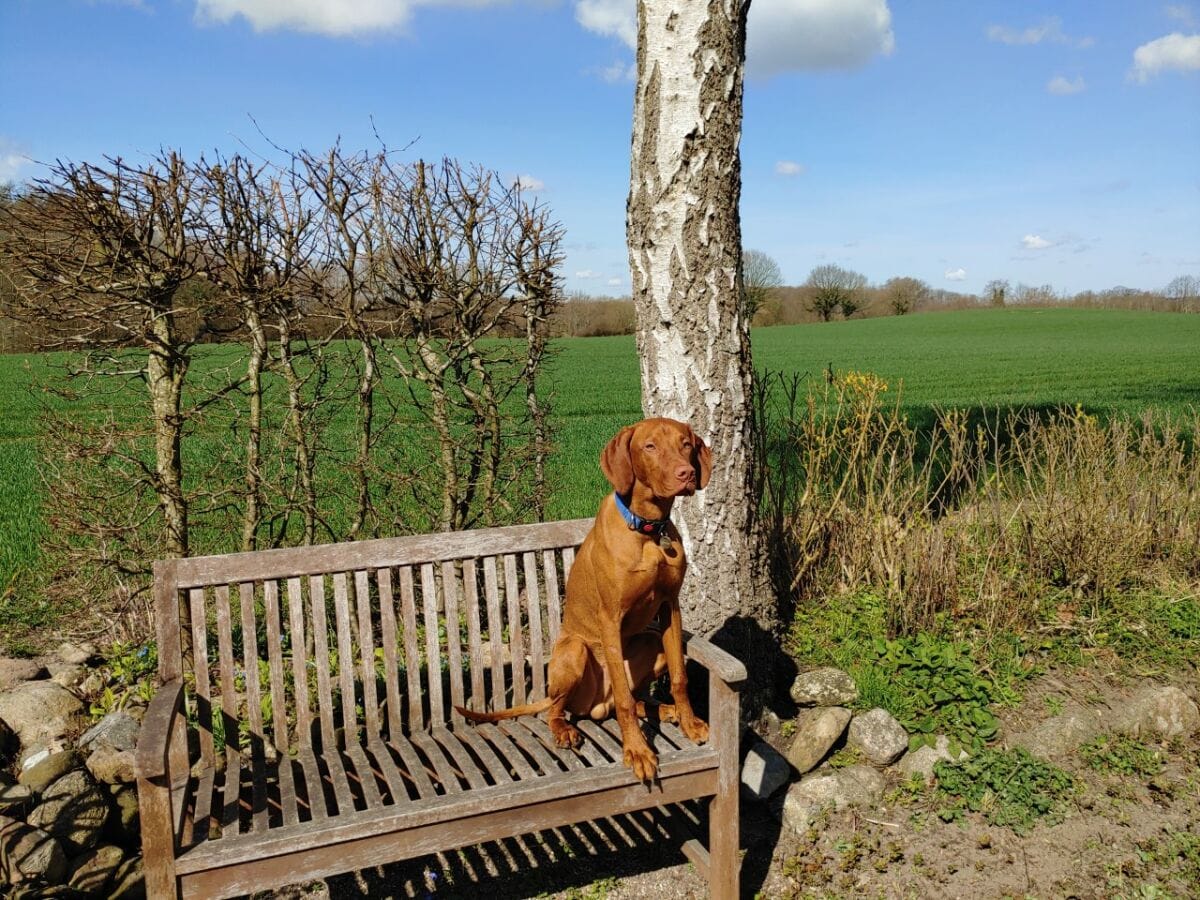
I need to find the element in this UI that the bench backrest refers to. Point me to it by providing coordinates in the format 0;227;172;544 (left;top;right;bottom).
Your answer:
153;518;593;767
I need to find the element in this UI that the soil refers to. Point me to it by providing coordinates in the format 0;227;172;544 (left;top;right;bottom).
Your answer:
266;663;1200;900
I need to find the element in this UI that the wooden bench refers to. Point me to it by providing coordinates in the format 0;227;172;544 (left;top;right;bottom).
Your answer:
135;518;746;899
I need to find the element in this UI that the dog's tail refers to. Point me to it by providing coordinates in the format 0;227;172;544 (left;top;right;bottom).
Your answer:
454;697;553;723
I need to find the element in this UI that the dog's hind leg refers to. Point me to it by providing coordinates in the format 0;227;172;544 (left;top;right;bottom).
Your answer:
545;634;599;748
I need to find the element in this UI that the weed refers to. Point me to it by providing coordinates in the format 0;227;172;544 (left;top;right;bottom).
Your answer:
1080;734;1165;779
871;633;1006;751
89;640;158;717
934;747;1074;834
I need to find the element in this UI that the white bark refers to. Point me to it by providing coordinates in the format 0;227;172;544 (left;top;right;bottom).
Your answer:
628;0;774;651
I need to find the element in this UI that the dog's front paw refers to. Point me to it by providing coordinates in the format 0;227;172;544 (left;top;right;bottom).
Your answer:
680;715;709;745
623;742;658;782
550;721;583;749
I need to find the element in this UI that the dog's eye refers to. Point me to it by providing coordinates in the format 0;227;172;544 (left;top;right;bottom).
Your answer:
644;442;656;451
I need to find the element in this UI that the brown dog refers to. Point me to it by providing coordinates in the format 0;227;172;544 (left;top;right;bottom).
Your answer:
456;417;711;781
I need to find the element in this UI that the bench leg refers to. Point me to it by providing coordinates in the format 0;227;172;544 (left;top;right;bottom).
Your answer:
708;675;740;900
138;773;181;899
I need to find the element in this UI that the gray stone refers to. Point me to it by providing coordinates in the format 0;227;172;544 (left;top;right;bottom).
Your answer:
789;667;859;707
48;664;88;690
0;657;48;692
55;641;97;666
0;814;69;885
1113;686;1200;740
0;680;85;747
847;708;909;766
786;706;852;775
108;854;145;899
1010;706;1105;757
78;672;105;698
27;770;110;855
898;735;969;785
86;746;137;785
740;740;792;801
779;765;886;832
68;843;126;894
18;749;82;793
79;712;140;754
0;782;34;814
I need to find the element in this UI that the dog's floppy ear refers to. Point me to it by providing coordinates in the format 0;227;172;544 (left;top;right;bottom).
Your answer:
693;430;712;489
600;425;636;495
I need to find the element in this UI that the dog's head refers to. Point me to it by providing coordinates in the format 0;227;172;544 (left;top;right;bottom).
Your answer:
600;418;712;499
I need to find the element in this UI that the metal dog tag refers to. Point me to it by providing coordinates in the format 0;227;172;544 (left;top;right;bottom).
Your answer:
658;533;673;550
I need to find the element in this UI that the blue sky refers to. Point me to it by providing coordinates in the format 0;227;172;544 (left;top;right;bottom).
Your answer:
2;1;1197;297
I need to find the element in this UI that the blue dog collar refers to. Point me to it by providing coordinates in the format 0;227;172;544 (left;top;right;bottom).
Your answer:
613;492;671;538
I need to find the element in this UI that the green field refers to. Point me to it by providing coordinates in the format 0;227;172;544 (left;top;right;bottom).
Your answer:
2;307;1198;594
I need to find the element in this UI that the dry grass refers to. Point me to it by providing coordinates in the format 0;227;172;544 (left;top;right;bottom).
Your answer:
762;371;1200;639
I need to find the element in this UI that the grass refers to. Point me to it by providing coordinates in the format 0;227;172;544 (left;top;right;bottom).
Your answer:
1;307;1199;639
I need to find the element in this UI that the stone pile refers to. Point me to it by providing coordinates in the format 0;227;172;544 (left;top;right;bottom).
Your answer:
0;643;144;898
738;665;1200;837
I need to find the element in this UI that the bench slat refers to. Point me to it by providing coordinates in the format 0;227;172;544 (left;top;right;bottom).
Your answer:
398;566;423;732
308;575;337;751
420;563;444;727
410;731;462;795
463;559;486;713
353;570;380;738
523;552;545;701
191;767;215;848
366;737;410;804
343;744;383;809
476;723;536;781
189;588;215;769
482;557;505;712
222;749;242;838
246;580;272;835
322;745;356;816
503;555;525;708
286;578;311;750
542;549;562;649
331;573;358;742
274;758;298;830
431;727;488;791
376;568;403;740
170;518;594;589
214;585;239;762
451;726;513;784
295;746;327;821
388;733;437;799
442;561;465;727
499;721;563;777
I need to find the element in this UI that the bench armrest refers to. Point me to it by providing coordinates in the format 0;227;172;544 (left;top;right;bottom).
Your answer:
136;678;184;781
683;631;747;688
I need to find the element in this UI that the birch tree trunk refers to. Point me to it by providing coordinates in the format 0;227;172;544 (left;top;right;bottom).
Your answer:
628;0;778;698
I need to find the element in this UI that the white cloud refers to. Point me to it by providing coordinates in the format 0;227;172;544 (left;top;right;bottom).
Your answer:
1131;32;1200;82
748;0;894;78
575;269;602;279
1022;234;1053;250
775;160;806;176
1046;74;1085;95
606;277;623;287
512;174;545;192
0;138;31;182
574;0;636;48
590;59;635;83
987;16;1093;48
944;268;967;281
573;0;895;78
194;0;507;36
